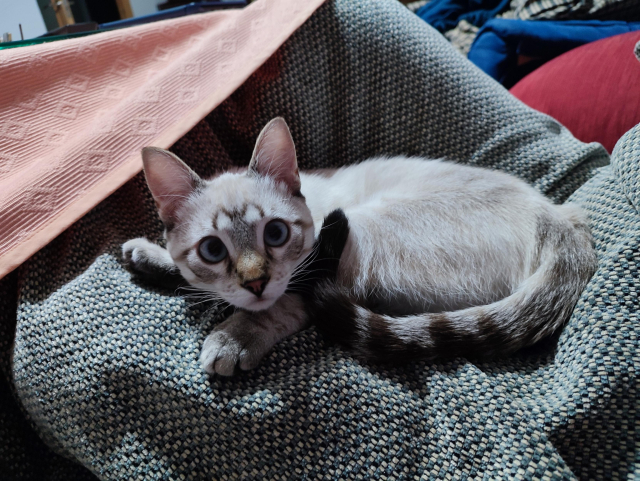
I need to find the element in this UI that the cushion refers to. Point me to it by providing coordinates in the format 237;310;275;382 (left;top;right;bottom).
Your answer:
7;0;640;479
511;31;640;153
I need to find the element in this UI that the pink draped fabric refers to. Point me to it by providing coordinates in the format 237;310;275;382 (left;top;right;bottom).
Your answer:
0;0;324;279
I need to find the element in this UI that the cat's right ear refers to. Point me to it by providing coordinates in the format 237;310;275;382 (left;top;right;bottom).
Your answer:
141;147;202;227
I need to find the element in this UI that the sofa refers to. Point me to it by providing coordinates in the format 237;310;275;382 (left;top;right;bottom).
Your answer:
1;0;638;479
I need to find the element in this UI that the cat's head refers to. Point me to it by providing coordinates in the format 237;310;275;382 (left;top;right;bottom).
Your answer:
142;118;315;311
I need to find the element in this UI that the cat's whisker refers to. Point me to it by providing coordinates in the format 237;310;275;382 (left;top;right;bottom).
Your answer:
292;247;322;276
316;219;342;230
185;297;219;308
178;290;214;300
175;285;208;295
290;267;338;281
286;276;332;290
157;194;192;200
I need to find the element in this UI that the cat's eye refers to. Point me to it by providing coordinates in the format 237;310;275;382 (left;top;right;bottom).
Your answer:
264;220;289;247
198;237;228;263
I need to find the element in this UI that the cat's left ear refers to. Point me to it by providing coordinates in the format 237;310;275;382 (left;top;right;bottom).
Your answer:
248;117;301;195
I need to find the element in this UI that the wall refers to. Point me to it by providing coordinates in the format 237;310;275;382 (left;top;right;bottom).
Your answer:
129;0;159;17
0;0;47;40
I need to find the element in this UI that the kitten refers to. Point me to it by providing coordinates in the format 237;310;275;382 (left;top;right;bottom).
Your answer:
123;117;596;375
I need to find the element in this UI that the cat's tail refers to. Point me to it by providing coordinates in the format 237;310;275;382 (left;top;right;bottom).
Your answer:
308;205;597;364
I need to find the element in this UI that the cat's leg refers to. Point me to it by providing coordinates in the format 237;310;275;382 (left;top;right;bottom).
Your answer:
122;238;184;288
200;294;308;376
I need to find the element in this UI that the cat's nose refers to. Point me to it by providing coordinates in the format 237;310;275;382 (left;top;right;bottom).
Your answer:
242;277;269;297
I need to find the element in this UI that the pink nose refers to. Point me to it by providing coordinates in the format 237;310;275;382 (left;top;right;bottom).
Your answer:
242;278;269;297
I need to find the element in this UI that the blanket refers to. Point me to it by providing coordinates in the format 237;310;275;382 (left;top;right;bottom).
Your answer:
0;0;323;280
6;0;640;479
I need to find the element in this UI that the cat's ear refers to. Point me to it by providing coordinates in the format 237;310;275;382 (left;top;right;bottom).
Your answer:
248;117;301;195
141;147;202;226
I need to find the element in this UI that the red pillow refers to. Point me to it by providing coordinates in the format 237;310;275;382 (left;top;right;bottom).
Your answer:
510;31;640;153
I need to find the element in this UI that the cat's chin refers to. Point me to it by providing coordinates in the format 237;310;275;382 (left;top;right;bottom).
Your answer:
240;295;279;312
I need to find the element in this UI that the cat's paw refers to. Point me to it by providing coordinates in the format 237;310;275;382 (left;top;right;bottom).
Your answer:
122;238;185;290
122;238;154;271
199;312;270;376
122;238;173;274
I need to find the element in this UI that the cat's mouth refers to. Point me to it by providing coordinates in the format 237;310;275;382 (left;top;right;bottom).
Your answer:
236;281;287;312
242;294;278;312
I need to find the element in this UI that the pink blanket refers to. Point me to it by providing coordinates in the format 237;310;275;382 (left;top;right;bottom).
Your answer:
0;0;324;279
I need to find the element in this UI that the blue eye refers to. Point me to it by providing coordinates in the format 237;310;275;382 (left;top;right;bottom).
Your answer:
264;220;289;247
198;237;228;263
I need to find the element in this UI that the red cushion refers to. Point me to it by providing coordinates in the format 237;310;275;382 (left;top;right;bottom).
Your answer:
510;31;640;153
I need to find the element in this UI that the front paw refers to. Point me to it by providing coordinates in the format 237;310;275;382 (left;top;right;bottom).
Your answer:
123;238;159;273
199;313;270;376
122;238;174;273
122;238;185;290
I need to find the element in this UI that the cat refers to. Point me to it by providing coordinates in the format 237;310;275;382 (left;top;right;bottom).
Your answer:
123;117;596;375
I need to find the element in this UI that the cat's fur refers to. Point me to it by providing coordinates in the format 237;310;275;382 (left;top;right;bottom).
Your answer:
123;117;596;375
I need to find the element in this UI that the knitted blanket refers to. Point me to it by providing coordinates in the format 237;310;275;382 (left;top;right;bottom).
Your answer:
5;0;639;479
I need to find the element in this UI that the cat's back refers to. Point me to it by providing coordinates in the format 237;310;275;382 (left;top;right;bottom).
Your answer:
303;156;542;208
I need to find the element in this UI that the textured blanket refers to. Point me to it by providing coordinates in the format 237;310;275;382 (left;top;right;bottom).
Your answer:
4;0;640;479
0;0;323;280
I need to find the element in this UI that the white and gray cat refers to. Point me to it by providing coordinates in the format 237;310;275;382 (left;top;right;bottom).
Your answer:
123;117;596;375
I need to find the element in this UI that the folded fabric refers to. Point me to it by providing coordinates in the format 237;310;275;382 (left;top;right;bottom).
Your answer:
468;18;640;87
415;0;511;33
0;0;323;281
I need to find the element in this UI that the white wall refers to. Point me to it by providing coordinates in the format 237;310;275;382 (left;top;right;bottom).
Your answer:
0;0;47;41
130;0;159;18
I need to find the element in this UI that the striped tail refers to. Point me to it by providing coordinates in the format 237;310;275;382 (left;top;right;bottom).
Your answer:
308;207;597;364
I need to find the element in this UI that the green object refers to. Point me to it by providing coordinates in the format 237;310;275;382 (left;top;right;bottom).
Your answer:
0;31;100;51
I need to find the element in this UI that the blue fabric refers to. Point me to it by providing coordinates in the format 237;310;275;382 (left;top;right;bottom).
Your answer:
468;19;640;87
99;1;246;30
415;0;511;33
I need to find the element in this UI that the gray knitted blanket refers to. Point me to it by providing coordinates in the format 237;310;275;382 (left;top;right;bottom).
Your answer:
3;0;639;479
